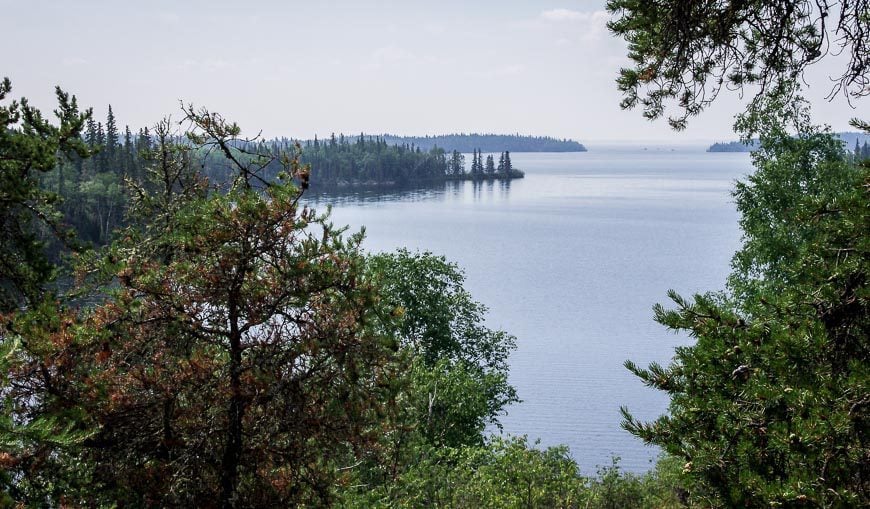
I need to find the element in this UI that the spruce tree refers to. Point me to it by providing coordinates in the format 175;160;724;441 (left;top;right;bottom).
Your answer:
105;104;118;164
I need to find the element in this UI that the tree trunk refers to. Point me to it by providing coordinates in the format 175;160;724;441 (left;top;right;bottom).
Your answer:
220;295;244;508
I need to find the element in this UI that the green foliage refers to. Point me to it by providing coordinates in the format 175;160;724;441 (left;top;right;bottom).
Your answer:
368;250;518;447
341;437;685;508
622;127;870;506
606;0;869;129
0;77;91;310
584;455;687;509
1;108;404;507
731;110;860;293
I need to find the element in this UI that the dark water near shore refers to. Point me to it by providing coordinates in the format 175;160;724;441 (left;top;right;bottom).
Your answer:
307;146;753;474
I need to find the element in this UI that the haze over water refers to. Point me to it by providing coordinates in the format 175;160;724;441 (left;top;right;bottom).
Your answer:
311;146;754;473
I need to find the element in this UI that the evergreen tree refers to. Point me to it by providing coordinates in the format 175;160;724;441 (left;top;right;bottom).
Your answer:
2;108;401;506
137;126;151;155
448;149;465;176
607;0;869;129
0;78;91;310
485;154;495;174
86;117;97;148
105;104;118;163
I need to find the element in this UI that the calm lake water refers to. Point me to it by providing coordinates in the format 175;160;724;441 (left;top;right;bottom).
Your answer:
308;146;754;474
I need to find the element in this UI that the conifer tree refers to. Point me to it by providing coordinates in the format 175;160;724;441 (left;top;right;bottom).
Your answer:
2;107;402;507
0;78;91;310
105;105;118;164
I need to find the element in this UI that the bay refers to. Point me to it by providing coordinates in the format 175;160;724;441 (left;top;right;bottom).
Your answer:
307;146;754;474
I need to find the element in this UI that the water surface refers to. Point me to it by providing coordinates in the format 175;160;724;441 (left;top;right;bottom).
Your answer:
309;146;753;473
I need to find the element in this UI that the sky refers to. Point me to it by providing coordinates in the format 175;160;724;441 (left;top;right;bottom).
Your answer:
3;0;865;143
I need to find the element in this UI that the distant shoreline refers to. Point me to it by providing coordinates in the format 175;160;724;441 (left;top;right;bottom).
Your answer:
708;131;870;152
298;133;587;153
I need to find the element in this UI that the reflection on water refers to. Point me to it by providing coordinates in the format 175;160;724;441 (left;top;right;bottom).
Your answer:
305;178;516;207
310;149;753;474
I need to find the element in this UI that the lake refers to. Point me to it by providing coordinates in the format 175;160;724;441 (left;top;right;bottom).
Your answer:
308;146;754;474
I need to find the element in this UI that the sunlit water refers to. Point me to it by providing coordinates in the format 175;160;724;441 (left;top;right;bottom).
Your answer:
306;146;753;474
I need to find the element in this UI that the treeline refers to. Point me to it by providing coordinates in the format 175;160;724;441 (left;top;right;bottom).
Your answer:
378;133;587;152
42;106;155;247
295;134;522;185
35;112;527;251
706;139;760;152
709;131;870;155
175;133;525;187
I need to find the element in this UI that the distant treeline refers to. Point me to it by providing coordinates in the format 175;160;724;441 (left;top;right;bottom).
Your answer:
42;112;527;248
707;140;760;152
376;133;587;152
708;131;870;154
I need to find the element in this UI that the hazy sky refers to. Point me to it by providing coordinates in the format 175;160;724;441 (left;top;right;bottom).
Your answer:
4;0;864;142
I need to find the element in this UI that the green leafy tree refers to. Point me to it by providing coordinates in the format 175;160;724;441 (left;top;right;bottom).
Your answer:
342;436;685;508
621;107;869;506
609;2;870;505
367;250;518;448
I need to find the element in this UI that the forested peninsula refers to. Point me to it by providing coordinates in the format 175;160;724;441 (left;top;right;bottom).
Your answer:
377;133;586;152
22;108;527;252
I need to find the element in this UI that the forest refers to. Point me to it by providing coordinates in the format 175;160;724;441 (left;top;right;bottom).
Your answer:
1;0;869;507
27;118;525;251
377;133;587;153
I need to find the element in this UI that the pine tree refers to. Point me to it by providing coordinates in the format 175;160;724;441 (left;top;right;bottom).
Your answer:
485;154;495;174
0;78;91;310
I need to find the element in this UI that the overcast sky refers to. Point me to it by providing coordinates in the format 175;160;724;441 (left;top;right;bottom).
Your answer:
3;0;864;143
